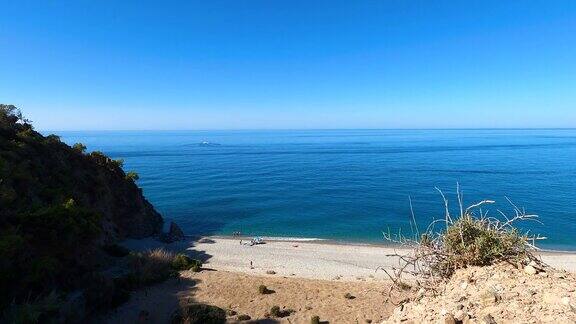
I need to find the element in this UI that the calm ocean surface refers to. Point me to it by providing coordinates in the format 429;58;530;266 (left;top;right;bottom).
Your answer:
55;129;576;250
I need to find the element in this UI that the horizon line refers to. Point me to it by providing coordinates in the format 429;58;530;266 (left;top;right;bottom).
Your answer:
41;127;576;133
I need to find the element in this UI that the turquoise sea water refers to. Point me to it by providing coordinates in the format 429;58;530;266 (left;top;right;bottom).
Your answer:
55;129;576;250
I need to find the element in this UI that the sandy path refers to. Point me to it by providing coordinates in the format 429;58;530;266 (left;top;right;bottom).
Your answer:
97;270;405;324
186;270;403;323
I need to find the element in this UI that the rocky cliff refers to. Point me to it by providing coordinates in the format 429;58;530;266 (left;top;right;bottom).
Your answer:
0;104;164;320
0;105;163;241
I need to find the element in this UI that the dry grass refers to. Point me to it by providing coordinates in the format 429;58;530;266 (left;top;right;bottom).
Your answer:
127;249;203;287
382;185;546;291
130;248;177;284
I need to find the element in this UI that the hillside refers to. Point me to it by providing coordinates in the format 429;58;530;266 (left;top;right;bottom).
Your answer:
0;105;163;322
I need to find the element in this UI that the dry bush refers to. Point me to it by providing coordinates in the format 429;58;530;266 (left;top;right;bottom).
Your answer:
258;285;274;295
381;185;546;292
130;248;176;284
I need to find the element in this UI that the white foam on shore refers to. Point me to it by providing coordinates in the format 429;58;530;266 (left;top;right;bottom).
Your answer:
210;235;327;242
261;236;326;242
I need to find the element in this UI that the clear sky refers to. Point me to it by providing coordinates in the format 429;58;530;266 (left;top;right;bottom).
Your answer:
1;1;575;130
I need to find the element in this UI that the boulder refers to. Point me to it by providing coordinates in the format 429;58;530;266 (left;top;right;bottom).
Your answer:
159;222;186;243
169;222;185;240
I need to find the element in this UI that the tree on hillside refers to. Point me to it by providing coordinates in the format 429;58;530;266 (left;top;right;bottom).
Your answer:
0;104;31;126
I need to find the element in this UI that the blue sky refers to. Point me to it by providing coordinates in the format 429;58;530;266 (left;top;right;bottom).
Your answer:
1;1;575;130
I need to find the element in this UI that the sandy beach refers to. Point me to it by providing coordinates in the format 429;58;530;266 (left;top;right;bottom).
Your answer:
124;236;576;280
103;237;576;323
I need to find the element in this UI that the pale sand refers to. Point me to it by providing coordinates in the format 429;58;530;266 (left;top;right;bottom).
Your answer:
123;236;576;280
104;237;576;323
190;237;412;281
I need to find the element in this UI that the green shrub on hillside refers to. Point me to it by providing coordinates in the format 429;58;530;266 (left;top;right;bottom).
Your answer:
172;254;202;272
269;306;294;318
125;171;140;182
173;304;226;324
0;202;101;308
0;105;163;321
72;143;87;153
442;215;527;269
258;285;274;295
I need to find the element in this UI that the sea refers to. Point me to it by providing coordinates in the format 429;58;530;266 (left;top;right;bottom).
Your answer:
54;129;576;251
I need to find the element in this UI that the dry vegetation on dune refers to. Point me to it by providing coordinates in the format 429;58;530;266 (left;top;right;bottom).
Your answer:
382;185;545;287
115;248;202;291
381;186;576;323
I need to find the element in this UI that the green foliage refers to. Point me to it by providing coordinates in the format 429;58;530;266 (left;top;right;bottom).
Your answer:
63;198;76;209
190;263;201;273
90;151;120;169
258;285;273;295
0;202;102;311
125;171;140;182
171;254;202;272
112;159;124;168
45;134;61;144
0;105;162;320
72;143;87;154
18;203;102;250
0;104;31;127
344;292;355;300
237;314;251;321
177;304;226;324
384;187;539;281
89;151;108;161
268;306;294;318
440;215;527;272
270;306;281;317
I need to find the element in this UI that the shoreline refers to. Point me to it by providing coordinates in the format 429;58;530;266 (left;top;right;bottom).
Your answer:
124;236;412;282
123;235;576;282
201;234;576;254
